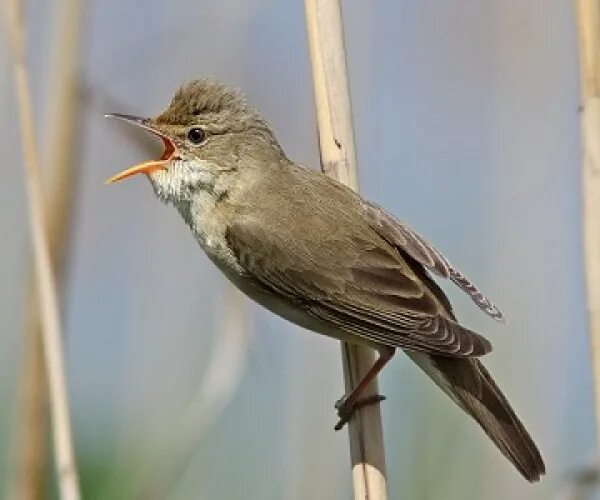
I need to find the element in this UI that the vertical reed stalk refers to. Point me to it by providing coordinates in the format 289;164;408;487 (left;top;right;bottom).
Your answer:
304;1;388;498
13;0;85;498
5;0;82;498
575;0;600;451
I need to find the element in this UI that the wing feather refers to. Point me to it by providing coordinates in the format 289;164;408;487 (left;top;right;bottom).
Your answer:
362;201;505;322
226;218;491;357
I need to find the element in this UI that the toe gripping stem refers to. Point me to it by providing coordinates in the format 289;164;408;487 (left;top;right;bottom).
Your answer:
333;347;394;430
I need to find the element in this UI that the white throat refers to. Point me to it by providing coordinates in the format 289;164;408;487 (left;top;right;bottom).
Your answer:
148;159;220;202
149;160;242;274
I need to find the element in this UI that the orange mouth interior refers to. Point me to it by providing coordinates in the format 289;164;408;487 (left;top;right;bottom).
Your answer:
159;137;176;161
105;137;178;184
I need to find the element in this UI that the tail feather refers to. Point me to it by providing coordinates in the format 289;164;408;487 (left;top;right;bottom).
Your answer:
409;352;545;482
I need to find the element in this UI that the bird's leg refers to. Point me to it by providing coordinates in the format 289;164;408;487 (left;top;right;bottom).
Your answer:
334;347;395;430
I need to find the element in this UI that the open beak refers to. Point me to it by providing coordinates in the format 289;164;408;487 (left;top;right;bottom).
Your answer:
104;113;177;184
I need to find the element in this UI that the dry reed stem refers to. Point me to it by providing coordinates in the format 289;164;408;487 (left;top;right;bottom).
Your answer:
575;0;600;451
4;0;81;498
13;1;85;498
14;308;47;500
304;1;388;499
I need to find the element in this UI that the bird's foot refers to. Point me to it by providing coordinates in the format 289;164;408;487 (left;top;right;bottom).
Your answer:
334;394;386;431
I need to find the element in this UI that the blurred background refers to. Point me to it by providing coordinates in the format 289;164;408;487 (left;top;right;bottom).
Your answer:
0;1;594;499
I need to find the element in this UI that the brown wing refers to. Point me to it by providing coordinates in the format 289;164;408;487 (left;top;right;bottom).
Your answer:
362;201;505;322
226;218;491;357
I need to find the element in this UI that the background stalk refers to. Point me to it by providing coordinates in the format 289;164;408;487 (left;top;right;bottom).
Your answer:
574;0;600;451
4;0;82;498
12;0;85;498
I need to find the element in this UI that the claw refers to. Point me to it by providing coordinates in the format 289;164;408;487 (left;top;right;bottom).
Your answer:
334;395;348;411
334;394;386;431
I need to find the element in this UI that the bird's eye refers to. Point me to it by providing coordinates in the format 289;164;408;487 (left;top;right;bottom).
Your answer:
187;127;206;144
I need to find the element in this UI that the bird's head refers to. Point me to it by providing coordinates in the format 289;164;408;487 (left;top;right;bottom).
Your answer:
106;79;285;202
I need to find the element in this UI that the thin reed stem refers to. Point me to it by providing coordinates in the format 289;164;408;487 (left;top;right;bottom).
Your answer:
4;1;82;498
575;0;600;452
13;0;85;498
304;1;388;499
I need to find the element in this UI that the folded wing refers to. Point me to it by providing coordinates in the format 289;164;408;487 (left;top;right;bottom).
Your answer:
226;218;492;357
362;201;505;322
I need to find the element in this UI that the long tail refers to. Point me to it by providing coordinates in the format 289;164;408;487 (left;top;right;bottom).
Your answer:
408;352;545;482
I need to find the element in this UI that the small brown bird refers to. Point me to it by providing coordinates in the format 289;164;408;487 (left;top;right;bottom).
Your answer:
106;79;545;481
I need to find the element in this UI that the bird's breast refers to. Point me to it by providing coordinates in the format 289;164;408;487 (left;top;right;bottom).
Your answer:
178;191;243;273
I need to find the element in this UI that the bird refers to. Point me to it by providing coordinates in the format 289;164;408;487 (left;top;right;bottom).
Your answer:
105;78;545;481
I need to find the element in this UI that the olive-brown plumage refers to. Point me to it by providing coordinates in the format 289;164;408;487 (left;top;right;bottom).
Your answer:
107;79;545;481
